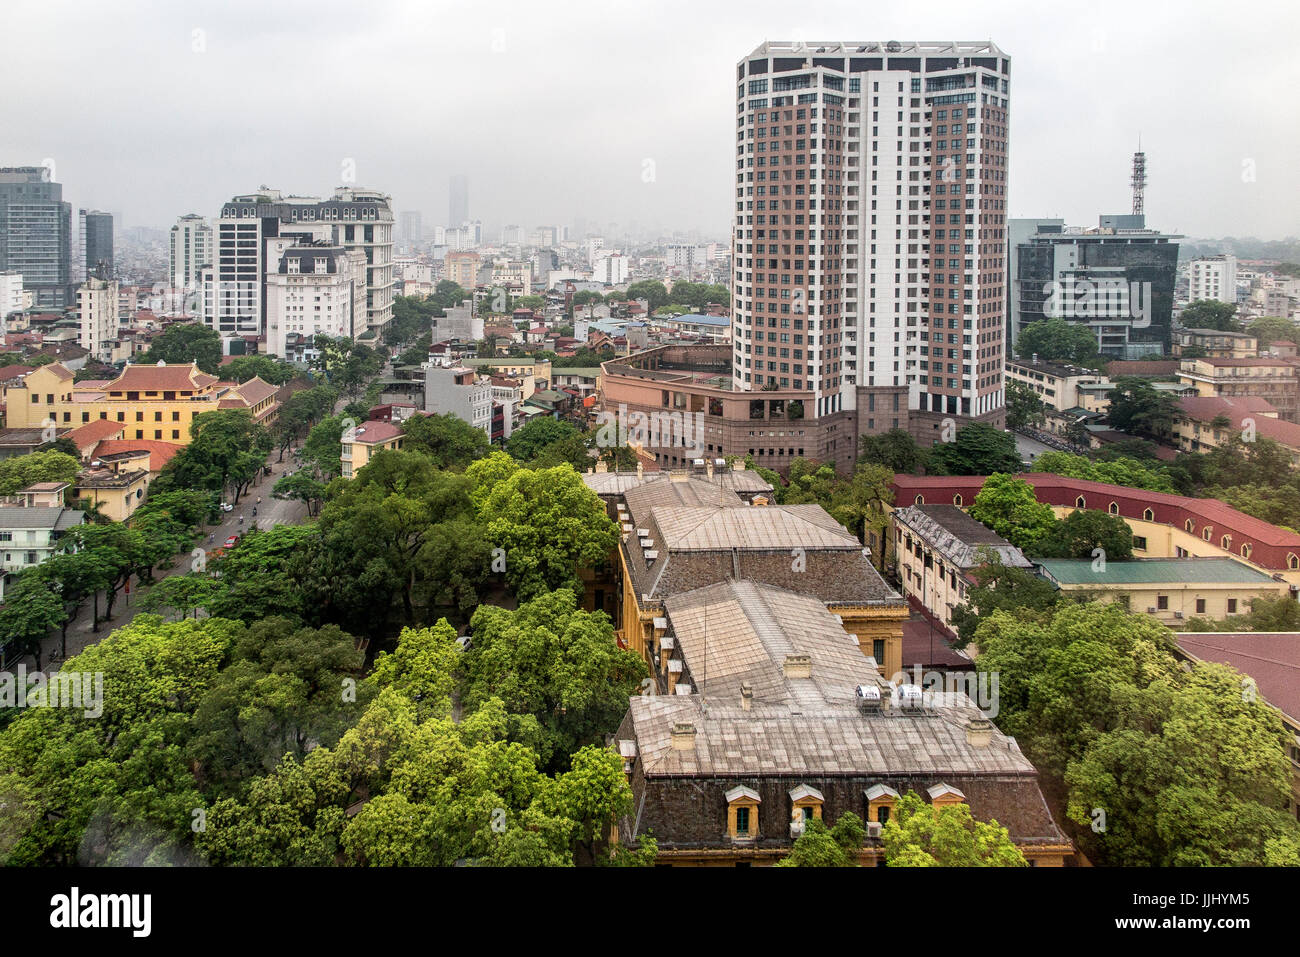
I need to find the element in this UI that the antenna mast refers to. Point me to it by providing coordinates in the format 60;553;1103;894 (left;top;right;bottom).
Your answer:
1131;146;1147;217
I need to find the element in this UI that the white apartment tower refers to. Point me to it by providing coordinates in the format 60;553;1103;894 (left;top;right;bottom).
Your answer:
732;41;1010;442
264;244;367;360
78;275;119;360
1188;255;1238;306
170;214;213;294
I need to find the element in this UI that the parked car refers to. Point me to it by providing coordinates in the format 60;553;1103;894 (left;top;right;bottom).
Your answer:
224;535;240;548
219;502;234;512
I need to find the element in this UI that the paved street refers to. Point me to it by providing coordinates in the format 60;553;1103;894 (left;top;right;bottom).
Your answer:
35;444;309;667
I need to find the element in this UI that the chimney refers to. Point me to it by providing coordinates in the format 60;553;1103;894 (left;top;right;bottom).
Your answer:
965;717;993;748
741;683;753;712
636;461;644;479
783;654;812;679
595;460;608;473
706;460;714;479
670;722;696;750
731;458;743;472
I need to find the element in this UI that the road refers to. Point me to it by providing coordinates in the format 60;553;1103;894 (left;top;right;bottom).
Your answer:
35;445;309;667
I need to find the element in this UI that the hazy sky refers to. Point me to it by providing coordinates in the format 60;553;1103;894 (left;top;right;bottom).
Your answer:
4;0;1297;240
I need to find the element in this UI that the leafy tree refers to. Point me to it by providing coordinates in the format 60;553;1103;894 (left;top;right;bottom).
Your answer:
463;590;647;770
1246;315;1299;350
139;323;223;374
0;450;79;495
882;792;1026;866
468;454;619;600
302;414;350;478
222;354;297;385
1104;377;1179;440
968;473;1056;550
207;524;320;624
1014;318;1102;367
1029;508;1134;561
401;412;489;469
505;417;579;462
154;409;271;500
138;574;223;620
0;571;65;668
949;558;1061;649
623;280;670;311
775;817;853;867
1031;450;1174;492
858;428;928;474
538;744;635;863
929;424;1023;476
1005;379;1046;430
1179;299;1239;332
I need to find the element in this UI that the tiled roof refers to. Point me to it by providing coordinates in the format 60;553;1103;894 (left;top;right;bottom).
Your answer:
0;364;37;380
107;362;217;393
66;418;126;448
92;440;184;472
1036;556;1278;585
0;506;84;530
894;504;1032;570
1177;396;1300;449
652;504;856;551
1174;632;1300;725
344;421;403;445
582;469;772;499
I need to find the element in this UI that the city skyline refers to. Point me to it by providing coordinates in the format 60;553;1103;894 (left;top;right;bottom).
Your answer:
2;0;1297;240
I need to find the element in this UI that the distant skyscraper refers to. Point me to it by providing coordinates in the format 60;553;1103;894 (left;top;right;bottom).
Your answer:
449;175;469;226
399;210;423;246
0;166;73;308
79;209;114;280
732;41;1012;442
170;214;213;294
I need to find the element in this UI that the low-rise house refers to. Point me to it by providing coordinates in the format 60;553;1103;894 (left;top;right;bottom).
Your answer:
340;420;404;479
75;453;151;522
0;482;85;600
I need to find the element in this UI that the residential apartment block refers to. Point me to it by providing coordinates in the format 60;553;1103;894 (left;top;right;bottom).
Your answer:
264;243;367;360
1188;254;1238;305
732;41;1011;447
77;275;119;361
1177;356;1300;422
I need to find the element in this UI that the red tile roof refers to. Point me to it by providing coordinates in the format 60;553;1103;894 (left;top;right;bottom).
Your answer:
0;364;37;380
892;472;1300;569
108;362;217;393
1174;632;1300;723
1177;396;1300;449
92;439;184;473
66;419;127;449
347;421;403;445
234;376;279;406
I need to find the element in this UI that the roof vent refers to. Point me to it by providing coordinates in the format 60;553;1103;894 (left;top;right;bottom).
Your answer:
856;684;882;712
670;723;696;750
741;682;753;712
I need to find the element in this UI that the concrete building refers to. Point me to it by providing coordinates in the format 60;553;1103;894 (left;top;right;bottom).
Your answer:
77;275;120;361
892;503;1032;635
444;251;480;290
1004;356;1108;412
1;272;23;327
1170;395;1300;468
1034;556;1290;625
264;242;367;359
0;482;85;601
1172;328;1258;359
615;575;1072;865
78;209;113;281
1189;255;1238;305
1177;356;1300;423
449;175;469;227
732;41;1012;445
398;210;423;247
590;253;629;286
169;214;213;295
0;167;73;308
1010;215;1180;359
205;186;394;345
430;298;484;343
341;420;404;479
423;365;492;438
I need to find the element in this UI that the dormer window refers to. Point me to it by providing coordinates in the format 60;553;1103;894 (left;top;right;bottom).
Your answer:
952;493;962;506
1221;534;1231;549
1143;508;1154;521
789;784;824;832
287;258;299;274
865;784;899;824
1185;519;1195;533
726;785;761;840
1108;502;1119;515
1203;527;1213;542
914;494;924;505
926;783;967;808
1075;496;1086;508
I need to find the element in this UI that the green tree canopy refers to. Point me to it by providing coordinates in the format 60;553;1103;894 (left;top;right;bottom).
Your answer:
929;424;1023;476
882;792;1026;866
968;473;1056;550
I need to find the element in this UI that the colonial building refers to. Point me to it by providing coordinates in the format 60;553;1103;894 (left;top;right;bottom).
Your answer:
1177;356;1300;423
586;463;908;678
615;578;1073;865
340;420;404;479
892;504;1032;636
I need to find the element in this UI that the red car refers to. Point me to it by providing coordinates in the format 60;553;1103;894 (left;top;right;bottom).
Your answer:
224;535;240;549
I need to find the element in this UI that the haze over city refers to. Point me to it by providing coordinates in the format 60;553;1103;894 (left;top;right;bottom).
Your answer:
3;0;1297;239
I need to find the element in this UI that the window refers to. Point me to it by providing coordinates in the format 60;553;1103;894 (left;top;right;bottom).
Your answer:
1221;535;1231;549
1109;502;1119;515
1132;535;1148;551
1156;595;1168;610
1227;599;1238;614
953;493;962;506
1186;519;1195;533
726;785;761;840
1203;527;1212;542
914;494;924;505
1143;508;1154;521
872;639;885;665
1075;496;1086;508
1196;598;1207;614
735;806;751;836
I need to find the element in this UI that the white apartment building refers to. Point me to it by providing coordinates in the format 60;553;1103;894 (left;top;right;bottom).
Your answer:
265;243;367;360
169;214;213;294
203;186;394;347
0;272;22;328
77;276;119;360
590;253;630;285
1189;255;1238;305
732;40;1011;438
490;259;533;295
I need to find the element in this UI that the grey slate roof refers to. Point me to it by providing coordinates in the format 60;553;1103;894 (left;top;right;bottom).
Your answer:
893;504;1032;570
0;506;84;530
